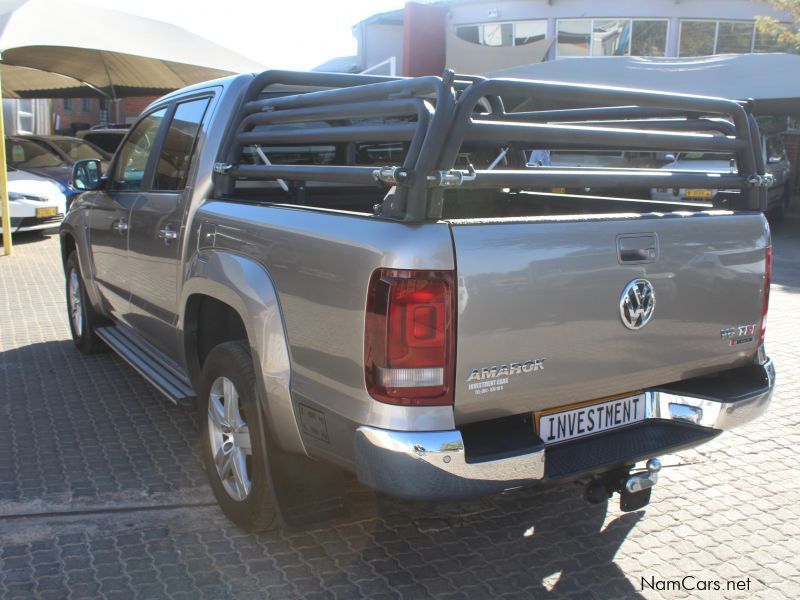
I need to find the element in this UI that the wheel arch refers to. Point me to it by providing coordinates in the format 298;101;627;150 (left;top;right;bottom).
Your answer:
181;249;306;456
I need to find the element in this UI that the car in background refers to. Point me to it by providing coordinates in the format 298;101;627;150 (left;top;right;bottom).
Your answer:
651;134;792;220
5;135;107;206
0;167;67;234
26;134;111;166
77;124;130;155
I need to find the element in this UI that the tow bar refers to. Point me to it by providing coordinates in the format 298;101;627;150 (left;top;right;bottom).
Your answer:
584;458;662;512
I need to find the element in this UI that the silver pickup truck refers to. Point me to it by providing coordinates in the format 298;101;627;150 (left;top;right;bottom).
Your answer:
61;70;775;530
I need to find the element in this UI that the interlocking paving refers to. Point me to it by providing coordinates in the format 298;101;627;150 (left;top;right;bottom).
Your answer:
1;219;799;599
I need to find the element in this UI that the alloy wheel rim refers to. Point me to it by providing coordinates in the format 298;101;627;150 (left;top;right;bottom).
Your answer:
208;376;253;501
68;268;83;335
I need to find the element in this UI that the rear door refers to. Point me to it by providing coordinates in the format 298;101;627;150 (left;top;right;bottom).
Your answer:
450;212;769;425
87;108;167;321
127;95;212;359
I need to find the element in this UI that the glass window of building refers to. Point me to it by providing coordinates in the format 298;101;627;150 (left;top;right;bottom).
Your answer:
514;21;547;46
716;21;755;54
754;28;793;53
557;19;667;57
679;21;717;56
631;20;668;57
456;20;547;47
592;20;630;56
557;19;592;56
678;20;785;56
482;22;513;46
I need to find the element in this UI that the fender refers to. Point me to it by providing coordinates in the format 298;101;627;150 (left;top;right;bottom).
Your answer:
180;249;306;456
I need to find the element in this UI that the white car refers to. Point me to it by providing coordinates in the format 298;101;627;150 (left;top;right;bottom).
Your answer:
0;168;67;234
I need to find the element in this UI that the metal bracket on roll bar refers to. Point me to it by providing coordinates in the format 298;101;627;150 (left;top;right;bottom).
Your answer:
426;164;477;187
746;173;774;187
214;162;234;174
373;166;409;185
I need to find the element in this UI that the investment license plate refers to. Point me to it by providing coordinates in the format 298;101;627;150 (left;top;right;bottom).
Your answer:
535;393;646;445
684;189;713;199
36;207;58;218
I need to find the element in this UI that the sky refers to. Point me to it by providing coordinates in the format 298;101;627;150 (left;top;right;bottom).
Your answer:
81;0;407;70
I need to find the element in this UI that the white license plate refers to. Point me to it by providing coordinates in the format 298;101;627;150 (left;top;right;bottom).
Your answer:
536;393;646;445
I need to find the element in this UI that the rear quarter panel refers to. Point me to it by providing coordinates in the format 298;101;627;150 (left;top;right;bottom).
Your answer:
189;202;456;467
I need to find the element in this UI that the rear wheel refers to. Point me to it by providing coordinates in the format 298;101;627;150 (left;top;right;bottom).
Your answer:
65;251;107;354
199;341;277;531
768;185;791;223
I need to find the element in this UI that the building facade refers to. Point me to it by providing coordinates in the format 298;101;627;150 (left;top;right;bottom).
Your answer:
347;0;794;76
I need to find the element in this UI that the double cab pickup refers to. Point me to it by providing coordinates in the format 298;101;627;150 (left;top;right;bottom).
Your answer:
61;70;774;530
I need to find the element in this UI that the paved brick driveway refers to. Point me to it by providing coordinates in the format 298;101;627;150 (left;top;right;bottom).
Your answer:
0;219;799;599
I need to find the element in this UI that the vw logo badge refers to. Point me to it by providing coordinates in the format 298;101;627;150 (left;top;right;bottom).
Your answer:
620;278;656;330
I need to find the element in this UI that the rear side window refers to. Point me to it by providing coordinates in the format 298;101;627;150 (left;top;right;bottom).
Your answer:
153;97;210;191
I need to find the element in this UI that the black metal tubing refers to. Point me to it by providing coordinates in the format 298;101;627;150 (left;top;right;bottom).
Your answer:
239;98;430;129
466;120;745;153
490;106;710;123
236;123;418;145
435;78;762;217
457;169;748;191
230;164;380;185
219;71;766;221
573;119;736;136
236;98;433;175
442;79;756;163
221;69;456;221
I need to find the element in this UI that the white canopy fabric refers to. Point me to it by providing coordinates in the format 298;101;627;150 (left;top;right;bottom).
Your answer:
487;54;800;115
0;0;265;98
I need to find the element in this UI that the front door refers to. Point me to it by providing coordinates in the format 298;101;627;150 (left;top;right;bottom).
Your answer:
127;96;212;359
87;108;167;321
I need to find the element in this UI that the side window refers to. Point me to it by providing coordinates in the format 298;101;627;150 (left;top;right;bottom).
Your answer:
111;109;166;191
153;97;210;191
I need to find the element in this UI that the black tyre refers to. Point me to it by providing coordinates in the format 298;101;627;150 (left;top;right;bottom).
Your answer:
65;251;107;354
199;341;278;532
768;185;791;223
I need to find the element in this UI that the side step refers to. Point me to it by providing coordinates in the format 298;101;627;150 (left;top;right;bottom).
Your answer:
96;326;196;406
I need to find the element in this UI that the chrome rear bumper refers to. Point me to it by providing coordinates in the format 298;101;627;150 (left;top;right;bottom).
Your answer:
354;360;774;500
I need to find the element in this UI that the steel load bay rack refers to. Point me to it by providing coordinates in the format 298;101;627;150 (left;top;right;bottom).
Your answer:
216;69;770;222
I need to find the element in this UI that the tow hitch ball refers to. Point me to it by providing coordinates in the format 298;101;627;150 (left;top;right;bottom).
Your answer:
584;458;662;512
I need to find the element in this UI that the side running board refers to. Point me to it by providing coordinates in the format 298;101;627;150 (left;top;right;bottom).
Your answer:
95;326;196;406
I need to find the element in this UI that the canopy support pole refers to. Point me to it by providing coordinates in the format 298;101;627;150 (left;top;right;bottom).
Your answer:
0;68;11;256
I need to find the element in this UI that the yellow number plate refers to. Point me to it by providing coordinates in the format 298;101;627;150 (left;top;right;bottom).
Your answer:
684;189;713;199
551;187;566;194
36;206;58;218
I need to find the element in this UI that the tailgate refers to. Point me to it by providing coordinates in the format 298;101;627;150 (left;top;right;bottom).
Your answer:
450;212;769;425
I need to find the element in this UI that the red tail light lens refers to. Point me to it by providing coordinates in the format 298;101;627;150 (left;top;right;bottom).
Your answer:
365;269;455;406
759;245;772;347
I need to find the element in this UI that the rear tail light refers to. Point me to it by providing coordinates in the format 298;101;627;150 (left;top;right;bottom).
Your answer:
759;245;772;347
365;269;455;406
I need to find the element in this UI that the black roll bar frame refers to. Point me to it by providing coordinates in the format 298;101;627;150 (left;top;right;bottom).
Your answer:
216;70;768;222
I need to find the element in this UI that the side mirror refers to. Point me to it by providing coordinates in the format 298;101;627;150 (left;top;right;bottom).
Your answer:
663;153;676;162
71;159;103;191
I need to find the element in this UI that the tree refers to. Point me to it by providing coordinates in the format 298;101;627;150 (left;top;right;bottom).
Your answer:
756;0;800;52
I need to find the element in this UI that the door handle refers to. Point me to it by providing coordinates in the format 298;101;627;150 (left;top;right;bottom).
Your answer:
158;227;178;242
617;234;658;263
112;219;128;233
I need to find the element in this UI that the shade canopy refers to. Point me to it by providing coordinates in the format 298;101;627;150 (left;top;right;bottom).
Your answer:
487;54;800;115
0;0;264;98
